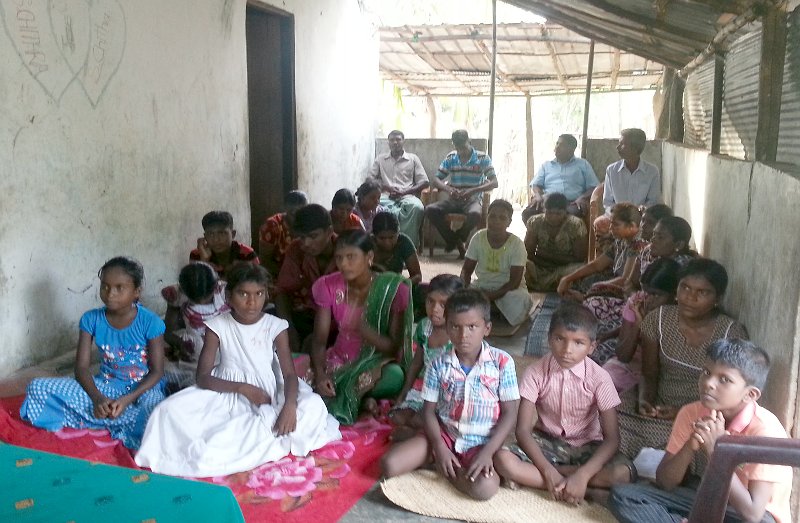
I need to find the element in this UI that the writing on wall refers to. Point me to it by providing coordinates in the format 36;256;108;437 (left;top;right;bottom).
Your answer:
0;0;126;107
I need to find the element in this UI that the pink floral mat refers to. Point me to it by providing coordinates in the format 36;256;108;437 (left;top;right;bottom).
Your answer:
0;396;392;522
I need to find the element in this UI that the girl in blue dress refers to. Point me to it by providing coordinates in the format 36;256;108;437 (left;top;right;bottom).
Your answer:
21;256;166;449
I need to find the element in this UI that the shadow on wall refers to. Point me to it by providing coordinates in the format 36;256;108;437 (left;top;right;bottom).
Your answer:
26;277;75;366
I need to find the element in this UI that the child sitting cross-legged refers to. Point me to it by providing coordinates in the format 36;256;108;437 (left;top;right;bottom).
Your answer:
494;302;634;505
381;288;520;500
610;339;792;523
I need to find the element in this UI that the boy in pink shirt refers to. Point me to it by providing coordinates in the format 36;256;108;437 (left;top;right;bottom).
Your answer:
495;303;633;504
610;339;792;523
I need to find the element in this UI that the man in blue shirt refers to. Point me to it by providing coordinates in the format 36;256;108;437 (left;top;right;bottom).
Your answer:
426;129;498;258
521;134;598;224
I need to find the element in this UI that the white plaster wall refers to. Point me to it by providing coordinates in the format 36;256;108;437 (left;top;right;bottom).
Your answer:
0;0;380;377
662;143;800;432
259;0;380;204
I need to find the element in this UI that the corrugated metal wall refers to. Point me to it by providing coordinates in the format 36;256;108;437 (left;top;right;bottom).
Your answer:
683;6;800;166
777;7;800;165
683;60;715;148
721;29;762;160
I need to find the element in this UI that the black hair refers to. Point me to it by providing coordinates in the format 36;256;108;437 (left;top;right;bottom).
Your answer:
641;258;680;295
611;202;642;225
679;258;728;297
332;188;356;207
706;338;770;390
293;204;332;235
488;198;513;218
427;274;465;297
544;192;569;211
451;129;469;147
372;211;399;234
284;190;308;207
388;129;404;139
335;229;374;253
557;134;578;150
657;216;692;246
643;204;673;223
226;263;270;293
548;302;598;341
445;288;491;323
178;262;218;303
99;256;145;289
356;179;382;201
201;211;234;230
621;128;647;154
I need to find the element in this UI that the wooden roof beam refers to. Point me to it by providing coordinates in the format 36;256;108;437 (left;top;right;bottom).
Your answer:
401;25;480;95
540;26;571;93
473;37;527;94
610;48;621;89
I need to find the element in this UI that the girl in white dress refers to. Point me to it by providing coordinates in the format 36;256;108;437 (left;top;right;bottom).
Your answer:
135;264;340;477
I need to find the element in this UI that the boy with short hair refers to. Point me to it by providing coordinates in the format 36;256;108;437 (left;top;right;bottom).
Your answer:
494;302;632;504
190;211;259;278
381;288;519;500
610;338;792;523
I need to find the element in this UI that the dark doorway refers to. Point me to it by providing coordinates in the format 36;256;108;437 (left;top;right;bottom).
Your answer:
245;5;297;249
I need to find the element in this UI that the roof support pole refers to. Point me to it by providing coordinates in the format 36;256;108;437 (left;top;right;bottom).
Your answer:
581;39;595;158
426;94;437;138
526;93;534;188
488;0;497;157
754;3;786;163
710;53;724;155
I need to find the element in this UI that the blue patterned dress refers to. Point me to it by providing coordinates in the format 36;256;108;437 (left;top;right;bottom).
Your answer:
20;304;166;449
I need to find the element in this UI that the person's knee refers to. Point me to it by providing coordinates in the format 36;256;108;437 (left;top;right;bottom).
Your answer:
381;451;402;478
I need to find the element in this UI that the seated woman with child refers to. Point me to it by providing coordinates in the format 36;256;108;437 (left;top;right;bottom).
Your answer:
311;230;413;425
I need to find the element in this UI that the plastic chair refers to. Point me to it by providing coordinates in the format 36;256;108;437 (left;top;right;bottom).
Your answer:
687;435;800;523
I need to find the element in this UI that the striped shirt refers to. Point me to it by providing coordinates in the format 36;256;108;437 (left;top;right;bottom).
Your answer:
520;353;620;447
422;342;519;453
437;147;496;203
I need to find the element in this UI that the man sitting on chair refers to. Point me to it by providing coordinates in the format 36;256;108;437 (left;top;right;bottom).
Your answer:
425;129;498;258
367;130;429;248
520;134;598;224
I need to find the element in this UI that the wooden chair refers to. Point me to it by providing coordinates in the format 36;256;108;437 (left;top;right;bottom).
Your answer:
687;435;800;523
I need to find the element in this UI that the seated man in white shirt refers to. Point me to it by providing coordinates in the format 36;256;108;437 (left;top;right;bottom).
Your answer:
367;130;429;248
594;128;663;238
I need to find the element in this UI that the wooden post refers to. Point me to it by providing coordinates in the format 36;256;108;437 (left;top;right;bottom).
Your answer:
525;93;534;187
669;72;685;143
426;94;437;138
581;40;595;158
710;53;724;155
488;0;497;157
755;4;786;163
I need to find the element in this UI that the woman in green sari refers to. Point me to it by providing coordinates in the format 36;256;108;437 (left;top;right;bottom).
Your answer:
310;230;413;424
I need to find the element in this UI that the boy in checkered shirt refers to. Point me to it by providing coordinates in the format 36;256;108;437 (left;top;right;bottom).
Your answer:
381;288;519;500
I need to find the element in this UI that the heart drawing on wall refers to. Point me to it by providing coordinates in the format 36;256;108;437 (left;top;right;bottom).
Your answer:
0;0;126;108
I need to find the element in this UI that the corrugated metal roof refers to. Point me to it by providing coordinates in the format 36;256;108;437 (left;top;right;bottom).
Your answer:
502;0;768;69
380;22;663;96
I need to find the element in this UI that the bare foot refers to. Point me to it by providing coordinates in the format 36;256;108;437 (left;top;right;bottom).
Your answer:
501;477;520;490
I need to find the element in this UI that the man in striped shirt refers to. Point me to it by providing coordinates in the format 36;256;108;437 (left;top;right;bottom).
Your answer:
426;129;498;258
494;303;633;504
